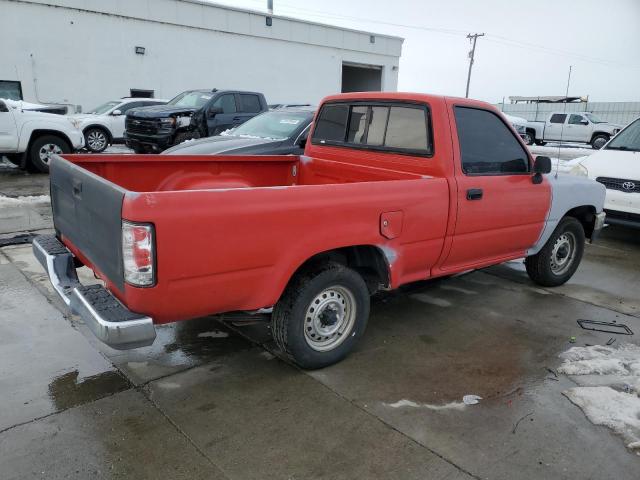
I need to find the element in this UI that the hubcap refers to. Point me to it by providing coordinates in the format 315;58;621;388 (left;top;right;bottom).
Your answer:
550;231;576;275
38;143;63;164
304;286;356;352
87;131;107;151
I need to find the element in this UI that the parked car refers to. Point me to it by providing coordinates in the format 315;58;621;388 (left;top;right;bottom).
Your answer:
0;98;84;172
125;89;268;153
569;116;640;227
34;92;605;370
504;114;528;142
269;103;313;110
70;98;167;153
163;107;314;156
525;112;622;149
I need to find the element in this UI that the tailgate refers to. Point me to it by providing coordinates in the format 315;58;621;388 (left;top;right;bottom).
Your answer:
49;156;126;291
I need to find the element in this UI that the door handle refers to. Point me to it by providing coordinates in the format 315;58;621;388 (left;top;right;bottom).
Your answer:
72;179;82;198
466;188;483;200
232;116;241;121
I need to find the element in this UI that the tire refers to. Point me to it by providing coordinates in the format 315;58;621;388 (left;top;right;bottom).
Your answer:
84;127;109;153
534;140;547;146
28;135;70;173
523;131;535;146
271;262;370;369
591;134;609;150
132;146;147;154
525;217;585;287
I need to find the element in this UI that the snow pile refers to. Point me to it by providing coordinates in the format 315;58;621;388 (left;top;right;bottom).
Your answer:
559;344;640;453
0;194;51;206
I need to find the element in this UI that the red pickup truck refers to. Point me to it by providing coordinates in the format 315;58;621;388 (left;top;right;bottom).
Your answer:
34;92;606;369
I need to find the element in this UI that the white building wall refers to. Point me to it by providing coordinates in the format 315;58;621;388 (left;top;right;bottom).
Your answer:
1;0;403;111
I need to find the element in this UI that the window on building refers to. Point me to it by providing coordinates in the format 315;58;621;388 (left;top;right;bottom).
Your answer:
549;113;567;124
0;80;23;100
239;94;262;113
455;107;529;175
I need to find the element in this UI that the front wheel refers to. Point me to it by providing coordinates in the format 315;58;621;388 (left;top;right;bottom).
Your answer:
271;262;370;369
525;217;585;287
523;131;535;146
84;127;109;153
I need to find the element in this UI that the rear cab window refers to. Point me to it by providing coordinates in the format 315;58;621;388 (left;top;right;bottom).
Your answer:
454;107;530;175
312;101;432;156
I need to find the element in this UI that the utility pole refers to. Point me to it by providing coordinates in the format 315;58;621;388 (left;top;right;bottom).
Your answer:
465;33;485;98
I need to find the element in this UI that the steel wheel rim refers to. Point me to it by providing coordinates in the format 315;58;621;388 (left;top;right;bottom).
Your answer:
593;137;607;149
38;143;63;164
524;133;532;144
87;131;107;151
304;285;356;352
550;231;576;275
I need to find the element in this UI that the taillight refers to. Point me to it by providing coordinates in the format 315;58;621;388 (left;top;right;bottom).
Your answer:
122;221;155;286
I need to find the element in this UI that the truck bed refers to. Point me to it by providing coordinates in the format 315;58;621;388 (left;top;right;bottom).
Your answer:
65;154;423;191
50;154;449;323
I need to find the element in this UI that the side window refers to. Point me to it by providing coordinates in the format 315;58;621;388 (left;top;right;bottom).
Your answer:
569;114;585;125
239;94;262;113
455;107;529;175
118;102;142;114
212;94;237;114
313;104;349;143
550;113;567;124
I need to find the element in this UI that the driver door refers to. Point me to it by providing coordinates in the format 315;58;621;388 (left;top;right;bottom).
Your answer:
207;94;238;136
0;101;18;151
440;105;551;272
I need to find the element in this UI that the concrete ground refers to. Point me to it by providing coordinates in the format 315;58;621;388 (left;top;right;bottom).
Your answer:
1;157;639;479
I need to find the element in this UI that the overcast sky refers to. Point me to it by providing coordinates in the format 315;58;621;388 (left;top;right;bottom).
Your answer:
206;0;640;103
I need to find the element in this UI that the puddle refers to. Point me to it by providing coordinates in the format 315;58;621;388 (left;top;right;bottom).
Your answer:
47;369;130;410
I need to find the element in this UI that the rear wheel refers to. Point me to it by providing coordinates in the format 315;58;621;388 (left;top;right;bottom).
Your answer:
271;262;370;369
591;134;609;150
525;217;585;287
28;135;70;173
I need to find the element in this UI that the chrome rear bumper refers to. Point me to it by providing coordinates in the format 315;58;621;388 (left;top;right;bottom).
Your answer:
32;235;156;350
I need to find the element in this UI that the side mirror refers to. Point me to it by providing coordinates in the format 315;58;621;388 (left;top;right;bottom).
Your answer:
112;109;122;116
208;106;223;117
533;156;552;184
534;156;552;174
580;120;589;125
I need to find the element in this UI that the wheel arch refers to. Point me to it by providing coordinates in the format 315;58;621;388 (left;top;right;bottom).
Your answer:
590;131;610;142
26;129;73;151
282;245;391;298
83;124;113;143
564;205;597;239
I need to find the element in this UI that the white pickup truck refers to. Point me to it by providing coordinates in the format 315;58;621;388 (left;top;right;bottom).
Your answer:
525;112;622;149
0;99;84;172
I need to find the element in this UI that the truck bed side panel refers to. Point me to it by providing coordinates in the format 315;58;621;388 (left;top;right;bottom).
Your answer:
119;177;449;323
50;156;125;291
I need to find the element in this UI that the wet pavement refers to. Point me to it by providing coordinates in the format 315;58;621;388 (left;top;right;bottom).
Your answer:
1;162;639;479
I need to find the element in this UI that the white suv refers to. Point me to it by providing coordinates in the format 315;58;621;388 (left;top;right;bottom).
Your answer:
70;98;166;153
570;117;640;228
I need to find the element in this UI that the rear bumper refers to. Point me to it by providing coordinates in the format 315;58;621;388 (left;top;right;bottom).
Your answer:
32;235;156;350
